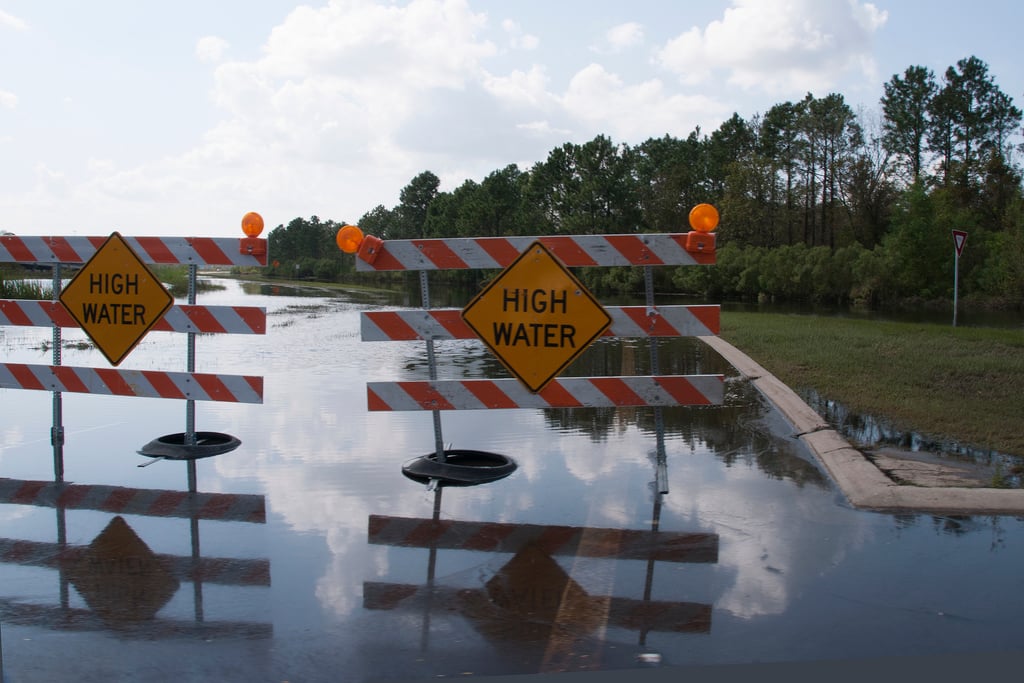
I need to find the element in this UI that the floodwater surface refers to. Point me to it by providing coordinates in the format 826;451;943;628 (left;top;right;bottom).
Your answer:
1;278;1023;681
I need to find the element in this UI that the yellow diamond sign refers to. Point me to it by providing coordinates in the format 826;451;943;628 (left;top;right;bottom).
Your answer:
59;232;173;366
461;241;611;393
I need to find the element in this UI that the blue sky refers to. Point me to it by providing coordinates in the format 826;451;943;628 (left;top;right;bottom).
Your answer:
1;0;1021;238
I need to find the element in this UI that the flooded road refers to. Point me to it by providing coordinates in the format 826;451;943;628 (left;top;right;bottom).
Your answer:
2;278;1023;681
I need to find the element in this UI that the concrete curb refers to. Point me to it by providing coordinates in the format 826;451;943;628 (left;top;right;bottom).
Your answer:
699;335;1024;515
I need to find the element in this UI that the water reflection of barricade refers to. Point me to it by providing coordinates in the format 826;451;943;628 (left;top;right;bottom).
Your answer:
0;476;271;641
365;489;717;671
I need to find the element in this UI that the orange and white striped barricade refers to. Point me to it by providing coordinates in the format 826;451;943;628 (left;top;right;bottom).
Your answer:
339;218;723;491
350;232;723;411
350;233;715;272
0;232;267;403
0;234;267;269
1;226;268;480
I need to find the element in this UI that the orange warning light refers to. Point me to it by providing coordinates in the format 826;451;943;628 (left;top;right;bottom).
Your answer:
688;204;719;233
241;212;265;237
336;225;364;254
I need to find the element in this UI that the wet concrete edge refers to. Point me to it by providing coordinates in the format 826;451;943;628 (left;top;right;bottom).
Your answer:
699;335;1024;516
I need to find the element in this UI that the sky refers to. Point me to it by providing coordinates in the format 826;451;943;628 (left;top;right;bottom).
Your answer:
1;0;1021;238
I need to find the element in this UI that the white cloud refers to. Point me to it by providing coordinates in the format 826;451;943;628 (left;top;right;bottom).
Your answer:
87;158;116;174
0;1;24;118
3;0;792;237
196;35;230;63
20;0;508;233
33;163;70;198
0;9;28;31
202;0;500;169
602;22;644;53
258;0;496;89
562;63;728;141
482;65;553;109
501;18;539;50
655;0;888;95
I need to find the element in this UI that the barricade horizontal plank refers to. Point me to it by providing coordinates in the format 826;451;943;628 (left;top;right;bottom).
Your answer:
155;304;267;334
0;537;270;586
368;515;719;562
356;233;714;271
366;375;724;411
363;582;712;634
1;299;266;334
0;598;272;638
0;477;266;522
0;234;267;267
361;305;720;341
0;363;264;403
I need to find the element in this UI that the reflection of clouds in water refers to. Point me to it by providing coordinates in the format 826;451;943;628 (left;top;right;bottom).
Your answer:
664;456;876;620
561;434;617;484
0;421;29;460
5;278;871;628
214;352;727;620
0;505;32;524
316;525;367;617
561;409;661;485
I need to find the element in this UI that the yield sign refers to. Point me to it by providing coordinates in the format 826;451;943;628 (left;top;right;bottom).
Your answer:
461;241;611;393
59;232;173;366
952;230;968;257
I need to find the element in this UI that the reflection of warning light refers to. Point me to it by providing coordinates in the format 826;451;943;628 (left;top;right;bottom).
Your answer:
240;211;267;256
685;203;718;254
62;516;179;624
335;225;384;265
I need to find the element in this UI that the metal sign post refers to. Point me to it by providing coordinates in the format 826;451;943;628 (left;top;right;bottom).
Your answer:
952;230;967;327
51;263;66;482
420;270;446;470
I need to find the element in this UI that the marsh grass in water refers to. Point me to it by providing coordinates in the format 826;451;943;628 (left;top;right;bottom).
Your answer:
150;265;226;297
1;265;224;299
0;270;52;300
719;311;1024;458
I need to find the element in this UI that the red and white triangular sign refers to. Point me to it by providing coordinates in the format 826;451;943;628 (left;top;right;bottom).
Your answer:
952;230;968;257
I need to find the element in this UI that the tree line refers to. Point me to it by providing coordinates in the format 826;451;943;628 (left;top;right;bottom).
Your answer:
263;55;1024;309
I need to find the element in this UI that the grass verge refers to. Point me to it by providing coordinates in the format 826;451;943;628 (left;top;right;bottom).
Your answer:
718;311;1024;457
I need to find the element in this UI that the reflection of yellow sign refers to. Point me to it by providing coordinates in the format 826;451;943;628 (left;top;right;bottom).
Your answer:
63;516;179;623
461;241;611;392
59;232;173;366
485;543;602;628
451;543;605;646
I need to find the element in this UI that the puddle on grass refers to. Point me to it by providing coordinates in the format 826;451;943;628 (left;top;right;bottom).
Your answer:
801;389;1024;488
